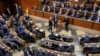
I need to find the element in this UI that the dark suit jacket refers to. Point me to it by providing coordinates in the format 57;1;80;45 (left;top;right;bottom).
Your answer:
74;5;81;10
65;3;70;9
49;20;53;26
67;11;72;16
86;6;93;12
91;15;97;21
53;15;58;22
80;6;86;11
93;6;99;12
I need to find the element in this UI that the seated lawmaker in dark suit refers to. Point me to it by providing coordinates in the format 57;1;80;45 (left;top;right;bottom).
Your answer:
52;1;57;7
86;5;93;12
24;13;32;21
83;11;91;19
58;8;64;14
41;5;46;12
74;4;81;10
56;2;60;7
65;9;73;16
53;8;59;14
47;6;53;12
80;5;86;11
5;8;11;17
95;16;100;22
65;3;70;9
14;13;20;21
0;16;6;25
93;4;100;12
2;13;8;21
60;2;65;8
72;11;80;18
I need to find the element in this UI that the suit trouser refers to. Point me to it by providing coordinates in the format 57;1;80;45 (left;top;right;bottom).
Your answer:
65;24;68;31
48;26;52;31
54;21;57;29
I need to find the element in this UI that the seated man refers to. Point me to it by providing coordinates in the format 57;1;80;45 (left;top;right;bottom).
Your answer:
95;15;100;22
58;8;64;14
86;5;93;12
41;5;46;11
83;12;91;20
11;16;20;27
3;38;19;50
49;32;61;40
2;13;8;21
0;16;6;25
53;8;59;14
65;3;70;9
82;35;90;42
66;44;74;52
80;4;86;11
14;13;20;22
66;10;73;16
91;14;100;22
60;2;65;8
74;4;81;10
17;25;24;33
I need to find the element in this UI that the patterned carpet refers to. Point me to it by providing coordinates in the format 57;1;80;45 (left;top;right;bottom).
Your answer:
13;16;100;56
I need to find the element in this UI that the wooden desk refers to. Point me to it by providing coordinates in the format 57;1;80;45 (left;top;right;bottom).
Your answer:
44;12;54;19
92;22;100;31
29;9;36;16
35;10;44;17
73;18;93;29
58;15;65;22
68;16;74;24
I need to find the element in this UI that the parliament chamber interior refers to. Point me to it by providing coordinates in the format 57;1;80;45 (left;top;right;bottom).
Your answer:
0;0;100;56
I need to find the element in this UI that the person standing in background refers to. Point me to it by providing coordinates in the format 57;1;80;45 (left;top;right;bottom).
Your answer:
18;6;23;16
64;16;69;32
53;14;58;29
5;8;11;18
48;17;53;31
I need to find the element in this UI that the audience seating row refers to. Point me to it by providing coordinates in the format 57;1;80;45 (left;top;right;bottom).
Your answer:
32;46;75;56
39;39;75;52
49;32;73;42
80;35;100;46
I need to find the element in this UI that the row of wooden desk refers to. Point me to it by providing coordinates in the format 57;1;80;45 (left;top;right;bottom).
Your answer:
29;9;100;31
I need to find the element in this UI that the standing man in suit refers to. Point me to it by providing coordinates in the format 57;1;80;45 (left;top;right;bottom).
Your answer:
48;17;53;31
18;6;23;16
5;8;11;17
53;14;58;29
64;16;69;32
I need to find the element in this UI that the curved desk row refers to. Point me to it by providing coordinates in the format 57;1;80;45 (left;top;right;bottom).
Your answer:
29;9;100;31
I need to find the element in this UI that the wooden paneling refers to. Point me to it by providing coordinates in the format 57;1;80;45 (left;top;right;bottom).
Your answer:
0;0;9;14
68;16;74;24
93;22;100;31
29;9;36;16
20;0;39;13
58;15;65;22
44;12;54;19
35;10;44;17
73;18;93;29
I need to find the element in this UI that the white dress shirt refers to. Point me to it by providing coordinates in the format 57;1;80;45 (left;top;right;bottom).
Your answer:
96;17;100;22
